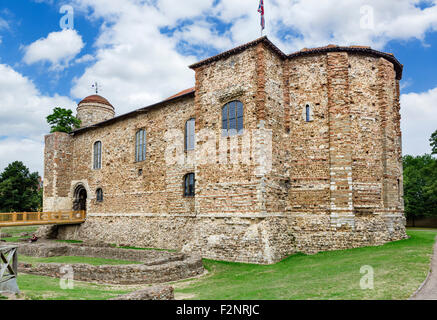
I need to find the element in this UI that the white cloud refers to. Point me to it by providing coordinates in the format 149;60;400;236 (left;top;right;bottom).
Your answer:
74;54;95;64
0;63;76;175
23;29;85;70
70;0;198;112
67;0;437;157
2;0;437;177
210;0;437;52
0;17;8;30
0;138;45;177
401;87;437;155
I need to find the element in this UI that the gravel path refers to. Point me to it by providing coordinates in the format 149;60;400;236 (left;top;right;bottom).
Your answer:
410;236;437;300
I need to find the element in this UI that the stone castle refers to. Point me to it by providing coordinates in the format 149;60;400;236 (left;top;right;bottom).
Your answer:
43;37;407;264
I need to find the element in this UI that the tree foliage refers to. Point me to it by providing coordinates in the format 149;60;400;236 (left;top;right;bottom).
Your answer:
430;129;437;155
0;161;42;212
403;154;437;219
46;107;81;133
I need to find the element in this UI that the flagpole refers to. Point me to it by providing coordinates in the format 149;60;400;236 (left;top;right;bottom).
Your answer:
258;0;265;37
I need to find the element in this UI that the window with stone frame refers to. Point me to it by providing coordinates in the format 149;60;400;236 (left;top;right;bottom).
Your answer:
93;141;102;169
96;188;103;202
135;129;147;162
184;173;195;197
222;101;243;136
185;118;195;151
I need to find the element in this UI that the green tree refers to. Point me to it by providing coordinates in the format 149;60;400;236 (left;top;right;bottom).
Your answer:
46;107;81;133
430;129;437;155
0;161;42;212
403;154;437;222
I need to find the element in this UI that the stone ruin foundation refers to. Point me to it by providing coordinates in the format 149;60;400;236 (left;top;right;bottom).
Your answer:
15;241;204;285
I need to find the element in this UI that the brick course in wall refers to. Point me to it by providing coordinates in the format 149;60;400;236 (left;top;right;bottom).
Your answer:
42;37;407;264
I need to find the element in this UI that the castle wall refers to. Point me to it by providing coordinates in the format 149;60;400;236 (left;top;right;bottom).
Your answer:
45;42;407;264
287;54;330;214
43;132;74;211
193;46;261;215
71;96;196;215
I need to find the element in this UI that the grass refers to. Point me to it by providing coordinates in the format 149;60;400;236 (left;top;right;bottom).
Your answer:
4;228;436;300
0;225;38;242
17;274;131;300
55;239;83;244
19;255;143;266
174;229;437;300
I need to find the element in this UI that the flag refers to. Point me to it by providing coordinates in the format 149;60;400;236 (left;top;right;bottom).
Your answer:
258;0;265;30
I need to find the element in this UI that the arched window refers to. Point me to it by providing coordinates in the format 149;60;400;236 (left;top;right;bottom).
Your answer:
93;141;102;169
184;173;195;197
222;101;243;136
185;118;195;151
96;188;103;202
135;129;146;162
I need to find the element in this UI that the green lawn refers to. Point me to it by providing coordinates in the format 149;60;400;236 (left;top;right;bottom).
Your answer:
174;230;437;300
3;228;436;300
19;255;143;266
0;225;38;242
17;274;131;300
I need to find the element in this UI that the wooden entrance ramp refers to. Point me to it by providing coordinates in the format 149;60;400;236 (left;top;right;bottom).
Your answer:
0;211;86;227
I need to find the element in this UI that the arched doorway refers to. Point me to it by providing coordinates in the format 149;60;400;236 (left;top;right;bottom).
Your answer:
73;185;87;212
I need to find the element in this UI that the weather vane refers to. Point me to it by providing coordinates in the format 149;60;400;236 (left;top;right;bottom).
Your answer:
92;82;99;94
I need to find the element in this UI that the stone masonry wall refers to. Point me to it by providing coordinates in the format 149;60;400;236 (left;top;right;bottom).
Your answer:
76;102;115;128
44;41;407;264
43;132;73;211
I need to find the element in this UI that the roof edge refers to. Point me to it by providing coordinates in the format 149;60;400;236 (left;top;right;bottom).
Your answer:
189;36;287;69
71;89;195;136
189;36;403;80
288;46;403;80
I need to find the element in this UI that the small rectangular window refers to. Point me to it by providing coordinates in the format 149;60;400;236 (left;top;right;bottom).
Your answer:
184;173;195;197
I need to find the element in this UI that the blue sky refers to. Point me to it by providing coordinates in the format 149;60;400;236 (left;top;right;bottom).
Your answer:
0;0;436;175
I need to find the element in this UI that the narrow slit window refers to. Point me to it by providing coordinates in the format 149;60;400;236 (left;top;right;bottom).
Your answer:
305;105;311;122
184;173;195;197
135;129;147;162
185;118;195;151
93;141;102;169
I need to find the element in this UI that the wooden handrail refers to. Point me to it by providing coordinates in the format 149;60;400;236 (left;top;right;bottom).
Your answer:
0;211;86;227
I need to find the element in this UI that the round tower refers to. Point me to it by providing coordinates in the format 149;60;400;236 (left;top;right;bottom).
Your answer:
76;95;115;128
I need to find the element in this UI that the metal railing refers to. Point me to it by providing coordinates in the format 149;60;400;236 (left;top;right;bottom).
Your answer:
0;245;19;294
0;211;86;227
